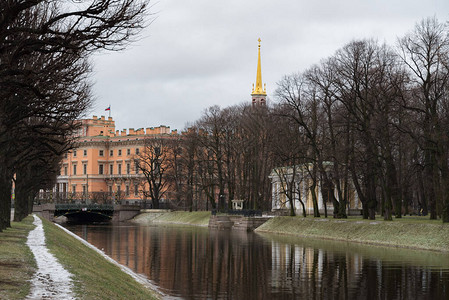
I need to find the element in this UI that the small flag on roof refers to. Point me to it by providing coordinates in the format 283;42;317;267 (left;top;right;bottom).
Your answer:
105;106;110;111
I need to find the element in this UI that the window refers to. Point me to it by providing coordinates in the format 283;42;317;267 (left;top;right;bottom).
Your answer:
83;149;87;156
135;148;140;155
73;164;77;175
73;150;77;157
135;163;139;174
118;149;122;156
117;185;121;195
126;163;130;174
125;185;129;196
72;185;76;193
109;164;113;175
118;164;122;175
83;164;87;175
99;150;104;156
64;166;68;176
64;153;68;159
82;185;87;195
134;185;139;196
110;150;113;157
108;186;113;195
99;164;104;175
127;149;131;155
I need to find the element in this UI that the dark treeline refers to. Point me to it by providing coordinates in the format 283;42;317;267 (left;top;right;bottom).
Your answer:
157;17;449;222
0;0;149;231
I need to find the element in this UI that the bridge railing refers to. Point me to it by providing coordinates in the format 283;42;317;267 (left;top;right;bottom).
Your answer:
35;191;126;205
55;203;114;211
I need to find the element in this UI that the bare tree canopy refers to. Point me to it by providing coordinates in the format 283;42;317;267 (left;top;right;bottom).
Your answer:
0;0;151;230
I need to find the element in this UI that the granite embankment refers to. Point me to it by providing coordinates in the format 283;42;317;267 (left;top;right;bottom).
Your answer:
133;211;449;252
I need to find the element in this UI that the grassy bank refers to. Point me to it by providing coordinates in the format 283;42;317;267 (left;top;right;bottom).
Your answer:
256;216;449;252
0;216;35;300
133;211;449;252
41;217;160;299
133;211;210;227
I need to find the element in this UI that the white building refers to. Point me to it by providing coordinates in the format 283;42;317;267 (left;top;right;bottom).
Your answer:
269;163;361;216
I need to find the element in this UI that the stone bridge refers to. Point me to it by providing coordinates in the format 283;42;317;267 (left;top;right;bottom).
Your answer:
33;192;141;222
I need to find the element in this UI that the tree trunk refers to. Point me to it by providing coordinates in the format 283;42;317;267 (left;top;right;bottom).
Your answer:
439;152;449;223
335;178;347;219
310;166;320;217
14;170;30;222
365;140;378;220
366;175;377;220
350;163;368;219
424;148;438;219
28;191;35;215
300;200;306;217
0;164;12;230
312;193;320;218
310;182;320;217
288;196;296;217
382;180;393;221
441;175;449;223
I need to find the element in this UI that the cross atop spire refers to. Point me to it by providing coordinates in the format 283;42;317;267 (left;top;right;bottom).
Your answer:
251;38;267;96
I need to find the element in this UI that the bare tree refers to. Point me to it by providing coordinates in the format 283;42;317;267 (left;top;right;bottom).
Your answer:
136;138;174;209
194;106;228;210
237;104;274;210
0;0;150;230
275;73;330;217
306;60;352;218
398;17;449;221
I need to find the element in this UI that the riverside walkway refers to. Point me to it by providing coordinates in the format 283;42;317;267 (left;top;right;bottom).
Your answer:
26;215;75;299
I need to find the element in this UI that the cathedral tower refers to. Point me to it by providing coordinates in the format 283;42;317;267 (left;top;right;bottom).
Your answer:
251;38;267;106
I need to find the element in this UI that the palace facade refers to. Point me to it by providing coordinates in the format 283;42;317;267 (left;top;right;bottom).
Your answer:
54;115;178;204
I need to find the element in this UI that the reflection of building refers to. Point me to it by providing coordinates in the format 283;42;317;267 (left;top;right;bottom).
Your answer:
270;241;365;298
269;163;361;215
54;115;178;204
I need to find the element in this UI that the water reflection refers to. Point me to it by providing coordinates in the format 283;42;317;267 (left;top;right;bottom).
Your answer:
265;234;449;299
65;223;449;299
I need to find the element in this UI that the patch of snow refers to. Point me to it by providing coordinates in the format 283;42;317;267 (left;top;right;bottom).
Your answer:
26;215;75;300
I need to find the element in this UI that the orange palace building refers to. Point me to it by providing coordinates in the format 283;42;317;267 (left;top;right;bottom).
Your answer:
55;115;178;204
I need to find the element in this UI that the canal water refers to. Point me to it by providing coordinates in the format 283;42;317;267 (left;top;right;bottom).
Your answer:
64;222;449;299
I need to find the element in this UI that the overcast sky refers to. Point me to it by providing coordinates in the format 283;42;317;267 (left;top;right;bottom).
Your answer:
90;0;449;132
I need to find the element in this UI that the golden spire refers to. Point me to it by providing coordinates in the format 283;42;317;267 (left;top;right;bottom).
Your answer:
251;38;267;96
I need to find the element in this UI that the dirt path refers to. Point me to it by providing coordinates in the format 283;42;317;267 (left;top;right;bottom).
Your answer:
26;215;75;299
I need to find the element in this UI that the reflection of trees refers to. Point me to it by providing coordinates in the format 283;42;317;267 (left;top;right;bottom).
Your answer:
270;241;449;299
137;228;273;299
70;225;449;299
